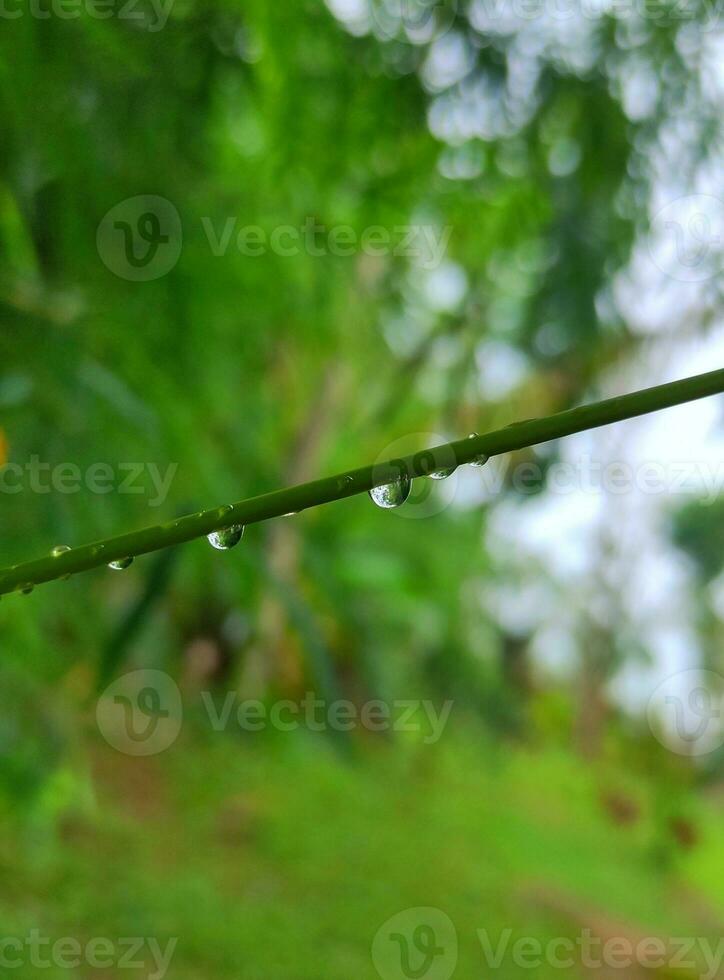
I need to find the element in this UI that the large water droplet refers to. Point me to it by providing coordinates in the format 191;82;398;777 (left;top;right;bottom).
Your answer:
207;524;245;550
369;477;412;510
467;433;489;468
108;557;134;571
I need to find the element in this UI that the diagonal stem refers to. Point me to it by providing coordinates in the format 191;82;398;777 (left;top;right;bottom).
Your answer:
1;367;723;597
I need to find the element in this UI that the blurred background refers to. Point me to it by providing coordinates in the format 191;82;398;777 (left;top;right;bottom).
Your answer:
1;0;724;975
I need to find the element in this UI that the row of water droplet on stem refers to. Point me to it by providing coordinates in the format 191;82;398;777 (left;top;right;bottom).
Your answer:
13;436;488;594
368;434;488;507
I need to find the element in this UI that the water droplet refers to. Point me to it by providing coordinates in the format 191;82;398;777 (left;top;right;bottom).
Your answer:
369;477;412;510
18;583;34;595
217;504;234;519
336;475;354;492
428;466;457;480
416;448;457;481
283;512;298;518
108;557;134;571
207;524;245;551
52;545;73;581
467;433;489;468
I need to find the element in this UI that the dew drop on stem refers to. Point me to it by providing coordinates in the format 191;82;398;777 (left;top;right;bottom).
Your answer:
428;466;456;480
467;433;489;468
108;557;134;571
368;477;412;509
207;525;245;551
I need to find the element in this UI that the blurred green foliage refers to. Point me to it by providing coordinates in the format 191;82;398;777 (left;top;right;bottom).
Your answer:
0;0;723;972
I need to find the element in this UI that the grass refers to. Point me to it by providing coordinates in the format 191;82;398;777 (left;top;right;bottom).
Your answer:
1;720;722;978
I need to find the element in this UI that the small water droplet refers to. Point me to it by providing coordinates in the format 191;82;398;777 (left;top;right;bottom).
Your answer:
336;475;354;492
428;466;457;480
52;546;74;581
108;557;134;571
416;449;456;481
207;524;245;550
369;477;412;510
467;433;489;468
217;504;234;519
19;583;34;595
283;512;298;518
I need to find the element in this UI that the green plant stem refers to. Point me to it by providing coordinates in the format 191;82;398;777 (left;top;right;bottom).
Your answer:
2;368;723;597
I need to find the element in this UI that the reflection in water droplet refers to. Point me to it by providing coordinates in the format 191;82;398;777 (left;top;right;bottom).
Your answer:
369;477;412;510
207;524;245;550
467;433;489;468
428;466;457;480
108;557;134;571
